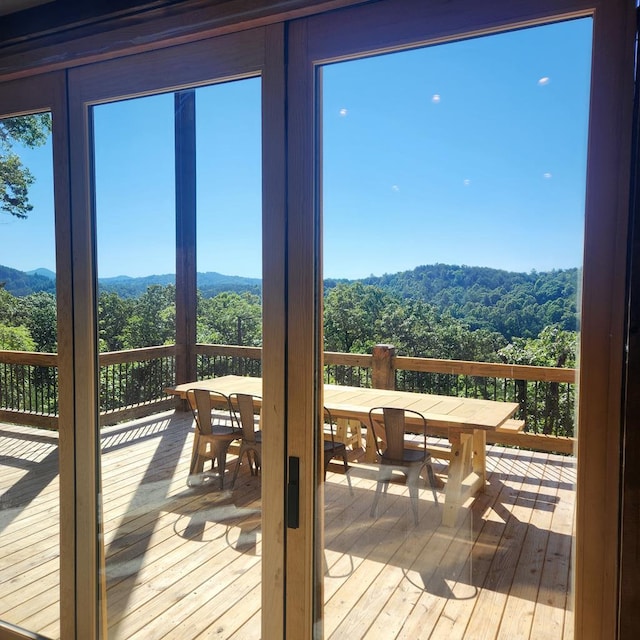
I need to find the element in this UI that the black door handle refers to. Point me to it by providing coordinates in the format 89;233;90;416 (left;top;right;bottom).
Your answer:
287;456;300;529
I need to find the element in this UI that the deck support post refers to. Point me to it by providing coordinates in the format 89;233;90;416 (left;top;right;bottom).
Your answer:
175;89;198;399
372;343;396;390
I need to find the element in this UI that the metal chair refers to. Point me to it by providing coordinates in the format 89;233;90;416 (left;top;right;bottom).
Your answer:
186;388;240;489
229;393;263;489
323;407;353;495
368;406;439;525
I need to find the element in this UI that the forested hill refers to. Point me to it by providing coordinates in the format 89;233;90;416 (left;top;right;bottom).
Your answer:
0;265;55;296
2;262;578;340
100;272;261;298
0;266;261;298
354;264;579;339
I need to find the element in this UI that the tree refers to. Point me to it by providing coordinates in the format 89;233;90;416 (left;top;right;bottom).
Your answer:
23;291;57;352
1;114;52;219
0;287;24;326
197;291;262;346
498;325;577;435
0;324;35;351
99;291;134;352
324;282;396;353
122;284;175;348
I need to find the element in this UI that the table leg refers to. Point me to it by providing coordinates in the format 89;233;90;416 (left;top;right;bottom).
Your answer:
442;430;472;526
335;417;362;449
472;428;487;489
336;417;348;444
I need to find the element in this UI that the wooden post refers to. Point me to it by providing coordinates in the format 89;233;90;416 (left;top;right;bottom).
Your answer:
174;89;197;397
372;343;396;390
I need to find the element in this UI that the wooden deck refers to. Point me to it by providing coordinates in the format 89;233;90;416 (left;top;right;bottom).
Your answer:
0;411;575;639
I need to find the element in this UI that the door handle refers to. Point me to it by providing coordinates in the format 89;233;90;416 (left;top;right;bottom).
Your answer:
287;456;300;529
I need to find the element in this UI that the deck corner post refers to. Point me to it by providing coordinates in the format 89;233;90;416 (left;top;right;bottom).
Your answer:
372;343;396;390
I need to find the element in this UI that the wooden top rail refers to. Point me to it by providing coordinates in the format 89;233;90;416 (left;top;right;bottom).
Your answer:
394;355;576;384
195;343;262;359
0;350;57;366
1;345;576;384
324;351;373;368
99;344;176;366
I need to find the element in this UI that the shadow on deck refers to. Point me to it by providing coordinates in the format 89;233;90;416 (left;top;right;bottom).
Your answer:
0;411;575;639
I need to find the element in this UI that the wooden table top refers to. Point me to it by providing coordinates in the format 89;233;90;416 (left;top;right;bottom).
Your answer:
170;375;518;432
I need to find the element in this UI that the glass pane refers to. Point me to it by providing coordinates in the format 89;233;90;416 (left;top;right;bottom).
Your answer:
93;78;262;639
0;112;59;638
320;19;590;639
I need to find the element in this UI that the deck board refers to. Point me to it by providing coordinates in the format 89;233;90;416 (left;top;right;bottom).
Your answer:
1;412;576;639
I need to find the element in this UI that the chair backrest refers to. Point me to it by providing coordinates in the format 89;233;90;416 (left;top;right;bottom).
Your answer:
229;393;261;442
187;388;232;436
368;406;427;459
324;406;336;446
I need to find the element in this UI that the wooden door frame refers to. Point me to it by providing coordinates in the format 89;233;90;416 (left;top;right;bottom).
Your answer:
285;0;635;638
0;71;75;640
65;26;287;639
0;0;635;637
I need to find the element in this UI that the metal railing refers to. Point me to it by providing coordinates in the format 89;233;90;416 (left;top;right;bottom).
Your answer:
0;351;58;428
0;344;577;451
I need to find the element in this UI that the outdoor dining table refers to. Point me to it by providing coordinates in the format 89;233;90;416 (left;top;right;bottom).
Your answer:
169;374;519;526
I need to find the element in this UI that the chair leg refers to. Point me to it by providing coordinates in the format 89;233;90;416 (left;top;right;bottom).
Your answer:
407;468;421;525
188;432;201;475
187;434;208;486
370;480;385;518
342;451;354;495
370;468;391;518
217;441;233;490
231;446;245;489
425;462;439;504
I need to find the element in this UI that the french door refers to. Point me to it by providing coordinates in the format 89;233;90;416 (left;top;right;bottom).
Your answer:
285;0;633;639
63;26;287;640
0;0;634;639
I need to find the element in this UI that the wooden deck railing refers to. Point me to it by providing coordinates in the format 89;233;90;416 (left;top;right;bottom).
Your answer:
0;343;576;453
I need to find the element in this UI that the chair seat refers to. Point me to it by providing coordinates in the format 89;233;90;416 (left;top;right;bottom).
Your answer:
208;425;240;439
381;448;430;466
324;439;346;453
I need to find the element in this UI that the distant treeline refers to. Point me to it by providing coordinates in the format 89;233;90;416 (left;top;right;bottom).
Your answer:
344;263;578;340
1;262;579;364
0;264;261;299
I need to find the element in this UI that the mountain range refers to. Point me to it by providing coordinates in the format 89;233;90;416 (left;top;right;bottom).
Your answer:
0;265;261;298
1;262;579;339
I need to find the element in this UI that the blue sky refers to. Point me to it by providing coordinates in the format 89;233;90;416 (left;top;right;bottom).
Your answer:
1;17;592;280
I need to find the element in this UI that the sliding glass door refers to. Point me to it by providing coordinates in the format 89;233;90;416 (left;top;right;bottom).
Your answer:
0;1;633;638
66;27;286;639
286;0;632;638
0;74;66;640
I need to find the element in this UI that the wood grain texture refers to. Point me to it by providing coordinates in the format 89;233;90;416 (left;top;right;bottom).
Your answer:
0;416;576;640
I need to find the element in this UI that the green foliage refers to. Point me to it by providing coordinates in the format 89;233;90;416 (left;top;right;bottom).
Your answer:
120;284;175;349
197;291;262;346
324;282;506;362
498;324;577;368
22;292;57;352
0;114;52;219
99;292;134;351
324;283;396;353
361;264;579;340
0;324;35;351
0;287;24;325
